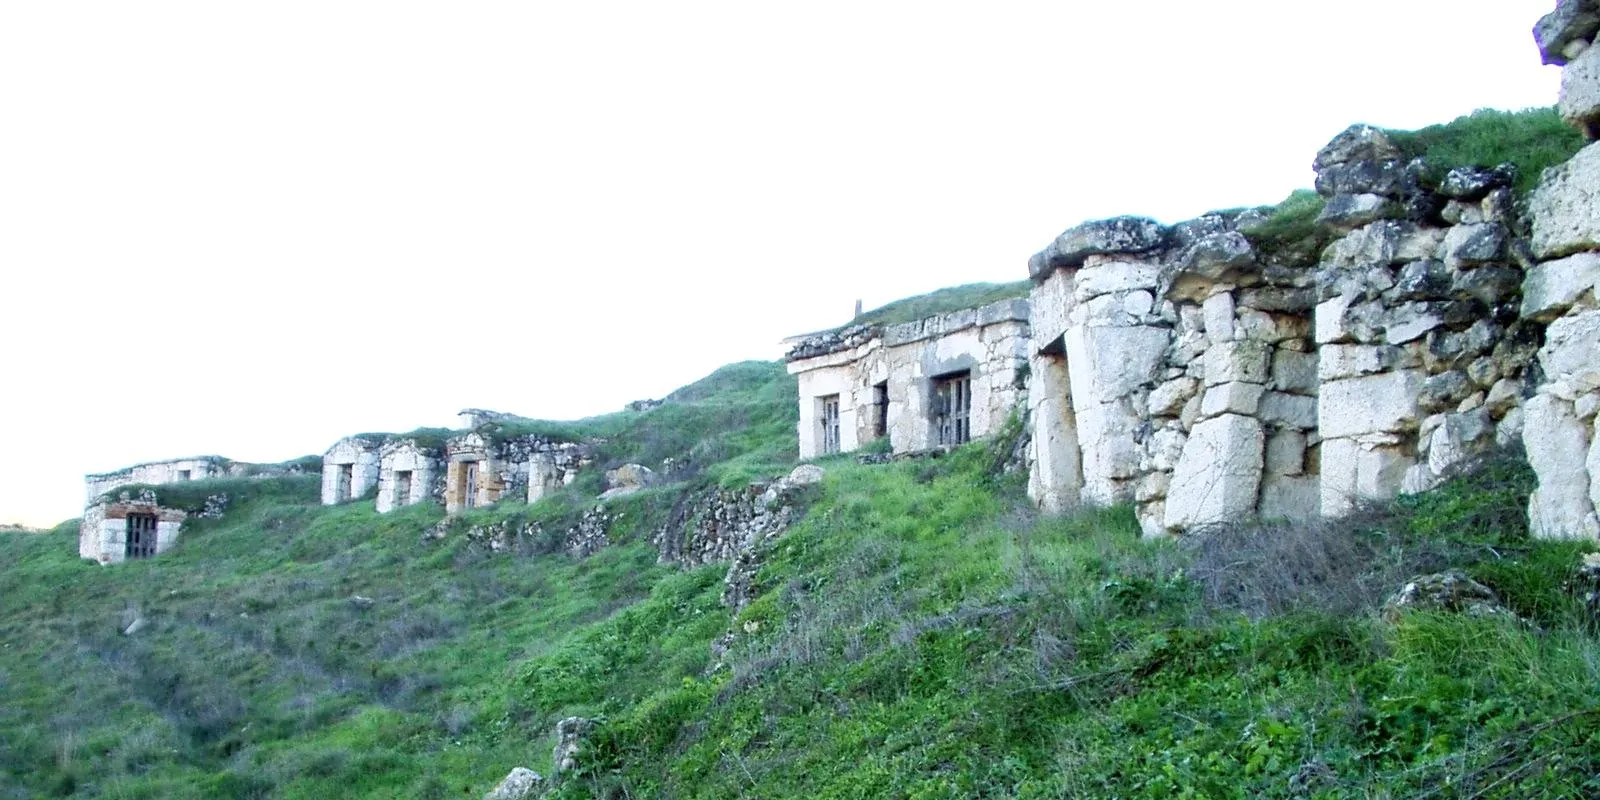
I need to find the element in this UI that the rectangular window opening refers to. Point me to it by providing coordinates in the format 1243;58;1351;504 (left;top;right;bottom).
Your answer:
125;513;158;560
872;381;889;439
820;395;841;455
933;372;972;447
177;470;191;482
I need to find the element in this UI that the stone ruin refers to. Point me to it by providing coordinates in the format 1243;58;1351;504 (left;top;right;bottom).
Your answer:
375;437;444;513
1018;0;1600;539
784;298;1030;459
321;436;383;504
78;455;306;563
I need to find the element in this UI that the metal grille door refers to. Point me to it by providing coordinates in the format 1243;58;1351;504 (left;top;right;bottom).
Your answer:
125;513;158;559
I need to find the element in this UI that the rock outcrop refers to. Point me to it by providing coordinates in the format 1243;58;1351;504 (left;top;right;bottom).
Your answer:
482;767;544;800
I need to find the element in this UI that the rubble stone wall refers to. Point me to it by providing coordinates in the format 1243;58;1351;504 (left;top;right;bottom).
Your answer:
79;493;186;564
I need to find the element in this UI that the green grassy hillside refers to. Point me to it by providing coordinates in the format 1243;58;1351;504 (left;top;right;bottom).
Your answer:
4;357;1599;798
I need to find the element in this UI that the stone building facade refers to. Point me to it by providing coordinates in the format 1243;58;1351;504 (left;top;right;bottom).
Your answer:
83;456;229;504
321;437;383;505
785;299;1029;459
375;438;444;513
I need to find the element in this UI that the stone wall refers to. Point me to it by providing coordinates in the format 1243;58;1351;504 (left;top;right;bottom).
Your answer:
1524;0;1600;539
786;299;1029;459
1312;128;1536;516
320;437;383;505
84;456;230;504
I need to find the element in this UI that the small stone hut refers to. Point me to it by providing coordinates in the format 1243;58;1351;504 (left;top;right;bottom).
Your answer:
320;436;383;505
376;438;444;513
785;299;1030;459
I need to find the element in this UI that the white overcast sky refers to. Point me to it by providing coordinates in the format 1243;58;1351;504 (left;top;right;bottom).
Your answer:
0;1;1564;527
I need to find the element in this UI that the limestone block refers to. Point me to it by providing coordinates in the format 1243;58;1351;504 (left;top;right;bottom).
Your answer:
1384;304;1444;345
1271;348;1318;393
1074;261;1160;301
1148;428;1187;473
1578;392;1600;421
1355;444;1414;504
1324;221;1445;270
1203;292;1235;343
1165;414;1265;530
1200;381;1265;418
1486;378;1522;417
1498;405;1526;448
1522;252;1600;322
1320;370;1426;439
1259;391;1318;430
1122;290;1155;318
1138;502;1168;538
1538;310;1600;390
1426;409;1493;478
1135;471;1170;503
1561;38;1600;133
1530;142;1600;259
1319;344;1395;381
1148;377;1200;417
1315;125;1402;168
1535;0;1600;66
1031;216;1166;278
1066;325;1170;402
1206;340;1271;386
1466;357;1501;389
1318;192;1399;228
1441;223;1508;269
1524;393;1600;539
1260;474;1319;521
1265;428;1308;476
1315;295;1355;344
1076;400;1144;505
1418;372;1473;414
1457;392;1486;414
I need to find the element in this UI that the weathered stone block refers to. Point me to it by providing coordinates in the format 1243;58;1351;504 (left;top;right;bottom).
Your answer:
1206;340;1271;385
1031;216;1166;279
1441;223;1508;269
1271;348;1318;393
1524;394;1600;539
1426;409;1493;478
1074;260;1160;301
1259;391;1318;430
1560;37;1600;133
1203;291;1235;343
1265;428;1308;476
1066;325;1170;401
1318;192;1400;228
1522;252;1600;321
1319;344;1395;381
1201;381;1266;417
1148;377;1200;417
1321;370;1426;439
1165;414;1265;530
1539;310;1600;389
1535;0;1600;65
1260;474;1319;521
1530;142;1600;259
